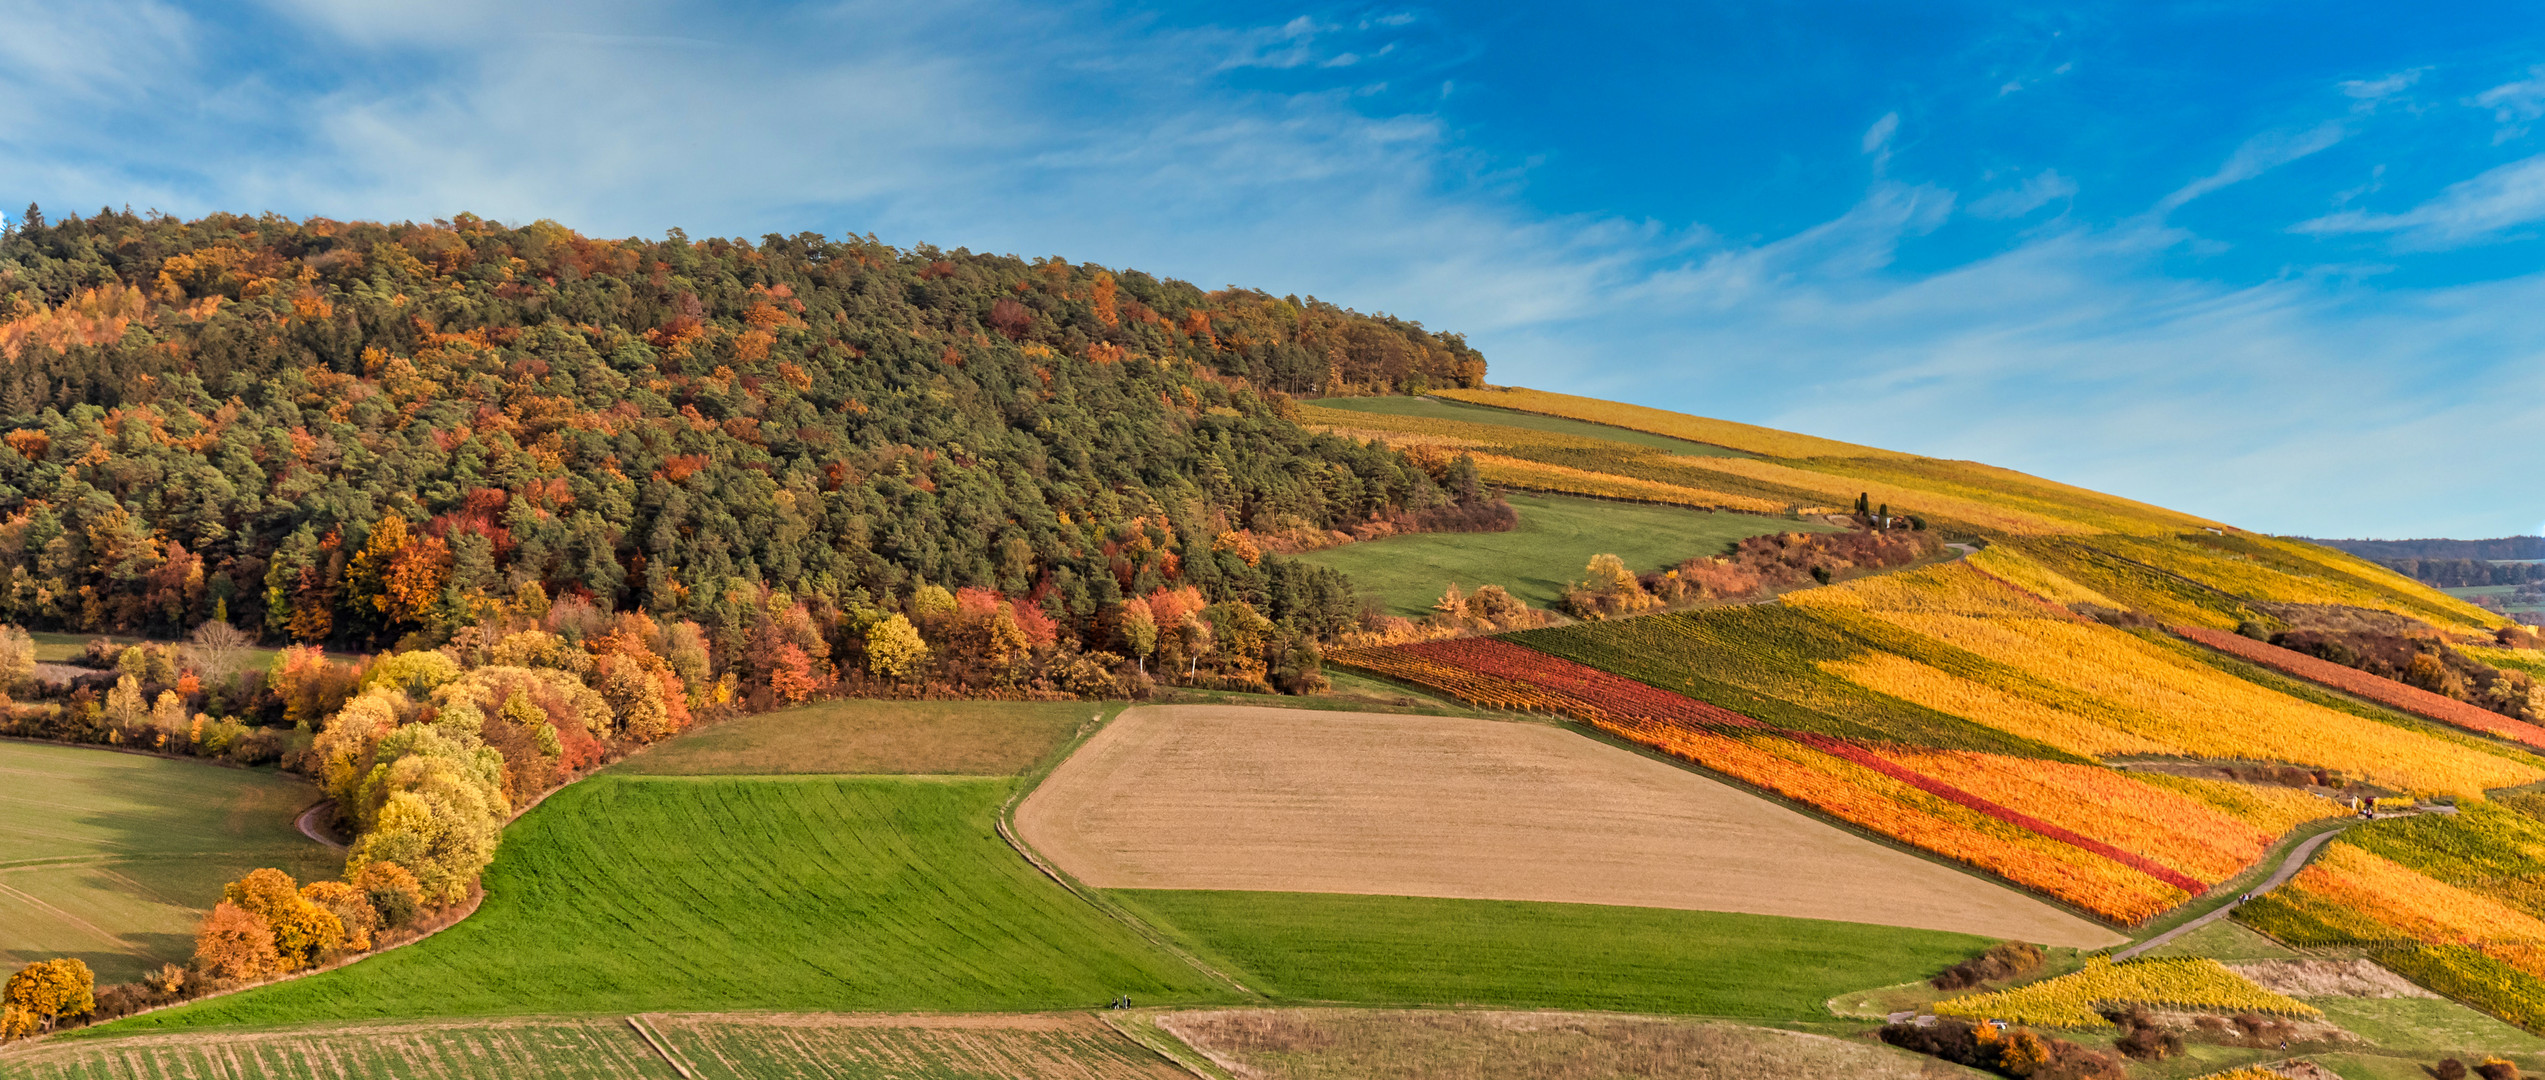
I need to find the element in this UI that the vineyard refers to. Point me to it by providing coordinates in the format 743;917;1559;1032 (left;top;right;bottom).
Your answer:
1931;957;2318;1028
1330;540;2533;932
2178;626;2545;750
1290;387;2545;1037
1295;402;1802;512
1330;637;2306;923
2236;806;2545;1032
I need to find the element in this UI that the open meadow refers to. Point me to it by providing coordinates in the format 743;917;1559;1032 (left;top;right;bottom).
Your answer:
1116;889;1990;1018
1291;491;1835;615
1020;704;2120;945
0;740;334;984
108;772;1233;1029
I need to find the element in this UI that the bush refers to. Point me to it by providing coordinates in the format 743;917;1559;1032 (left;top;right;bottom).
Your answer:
2103;1006;2182;1061
1932;942;2045;990
1877;1019;2122;1080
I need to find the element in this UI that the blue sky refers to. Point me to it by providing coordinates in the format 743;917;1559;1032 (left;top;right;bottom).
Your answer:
3;1;2542;538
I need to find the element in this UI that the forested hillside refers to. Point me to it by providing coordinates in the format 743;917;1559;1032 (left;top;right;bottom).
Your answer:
0;207;1491;690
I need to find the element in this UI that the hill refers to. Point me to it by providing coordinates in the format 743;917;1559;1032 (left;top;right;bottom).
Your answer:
0;207;1504;697
14;206;2545;1067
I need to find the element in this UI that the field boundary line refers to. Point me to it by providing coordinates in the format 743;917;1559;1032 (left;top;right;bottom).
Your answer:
1545;717;2132;938
1100;1010;1230;1080
996;705;1260;998
627;1014;696;1078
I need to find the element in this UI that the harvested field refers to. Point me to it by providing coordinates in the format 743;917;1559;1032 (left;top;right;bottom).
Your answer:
617;699;1098;776
5;1013;1187;1079
2;1017;669;1078
1019;704;2123;946
2227;960;2439;999
0;739;334;983
1158;1007;1955;1080
652;1011;1188;1079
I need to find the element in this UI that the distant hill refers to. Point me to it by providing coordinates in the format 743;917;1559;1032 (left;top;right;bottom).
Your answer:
2306;536;2545;561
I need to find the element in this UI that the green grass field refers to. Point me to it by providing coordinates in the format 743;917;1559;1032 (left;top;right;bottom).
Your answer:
0;739;334;984
1112;889;1991;1019
6;1013;1191;1079
1294;491;1833;615
108;774;1232;1029
615;699;1100;777
1310;395;1751;457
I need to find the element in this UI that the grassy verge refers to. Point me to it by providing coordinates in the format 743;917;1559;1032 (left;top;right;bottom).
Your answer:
1293;491;1829;615
1110;889;1991;1020
99;774;1235;1029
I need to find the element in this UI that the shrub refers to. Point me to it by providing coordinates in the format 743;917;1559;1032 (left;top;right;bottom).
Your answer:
353;861;424;930
1934;942;2046;990
1878;1019;2123;1080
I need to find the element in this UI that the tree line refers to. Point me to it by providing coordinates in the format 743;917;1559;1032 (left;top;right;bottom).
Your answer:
0;206;1503;693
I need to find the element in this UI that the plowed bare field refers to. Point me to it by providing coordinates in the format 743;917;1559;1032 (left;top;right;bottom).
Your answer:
1016;705;2123;946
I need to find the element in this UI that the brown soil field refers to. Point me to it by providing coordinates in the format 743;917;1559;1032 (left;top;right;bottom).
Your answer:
1157;1008;1970;1080
618;699;1100;776
1018;705;2124;947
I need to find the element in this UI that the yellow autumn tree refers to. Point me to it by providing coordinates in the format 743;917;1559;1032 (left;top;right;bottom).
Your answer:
865;613;929;682
2;958;93;1036
299;880;379;953
221;868;343;971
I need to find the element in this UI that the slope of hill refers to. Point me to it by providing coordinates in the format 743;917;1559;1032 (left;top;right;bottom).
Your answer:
1316;385;2545;1037
14;207;2545;1065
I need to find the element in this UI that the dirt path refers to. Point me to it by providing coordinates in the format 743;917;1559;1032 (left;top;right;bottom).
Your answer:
296;799;347;852
2114;822;2356;960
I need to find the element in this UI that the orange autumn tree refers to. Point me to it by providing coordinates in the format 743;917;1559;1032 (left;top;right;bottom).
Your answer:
344;513;450;636
193;901;282;980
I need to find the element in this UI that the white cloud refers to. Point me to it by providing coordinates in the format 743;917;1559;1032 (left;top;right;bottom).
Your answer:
2294;154;2545;249
1861;111;1899;154
1967;170;2076;219
2475;65;2545;140
2339;69;2421;101
2155;121;2347;215
4;0;2539;538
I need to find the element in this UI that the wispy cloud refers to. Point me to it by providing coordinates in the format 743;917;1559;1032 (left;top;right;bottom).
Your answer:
1967;170;2076;219
2294;153;2545;249
2340;69;2423;101
2475;64;2545;140
4;2;2542;538
2154;121;2349;215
